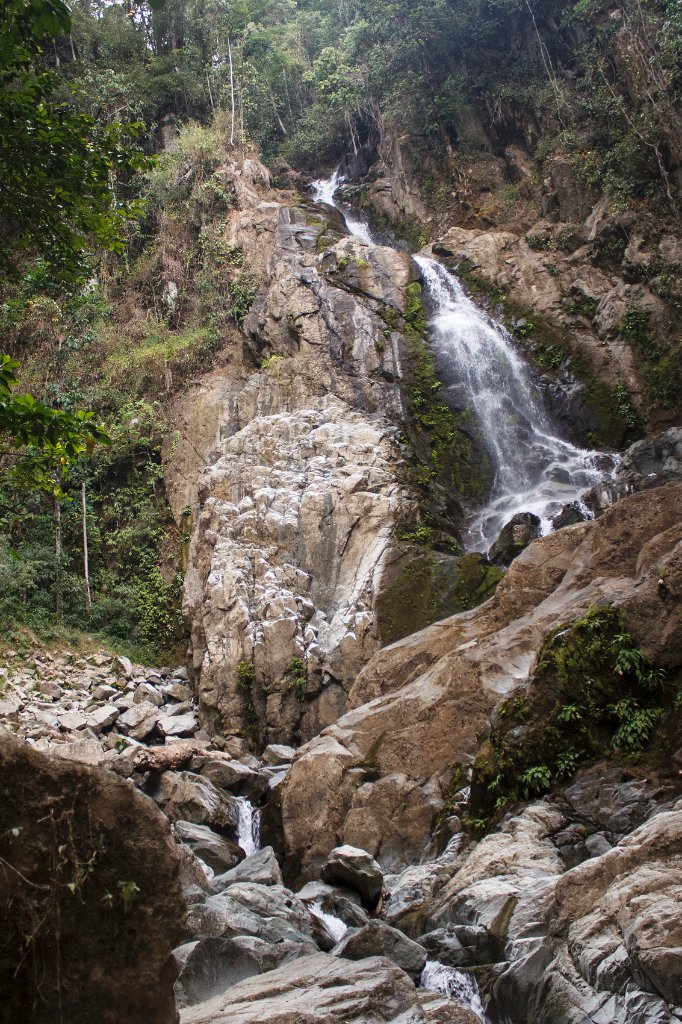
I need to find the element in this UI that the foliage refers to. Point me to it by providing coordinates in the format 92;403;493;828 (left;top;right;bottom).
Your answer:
470;605;677;821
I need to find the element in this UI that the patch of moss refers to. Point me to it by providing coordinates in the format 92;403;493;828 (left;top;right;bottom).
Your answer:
452;553;505;612
469;605;679;824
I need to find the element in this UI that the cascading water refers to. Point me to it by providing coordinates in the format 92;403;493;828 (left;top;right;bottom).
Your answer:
413;256;612;550
311;169;374;244
312;169;614;551
308;901;348;944
235;796;261;857
420;960;490;1023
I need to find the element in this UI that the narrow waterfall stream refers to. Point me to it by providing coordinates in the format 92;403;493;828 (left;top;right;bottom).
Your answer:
312;170;614;551
235;796;261;857
420;961;491;1023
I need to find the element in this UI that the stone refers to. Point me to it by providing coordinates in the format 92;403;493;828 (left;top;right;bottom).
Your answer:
164;682;193;702
332;920;427;979
212;847;282;891
185;882;326;950
488;512;541;566
36;679;62;699
158;712;199;737
174;820;243;874
118;700;160;740
51;738;105;767
86;705;119;734
320;845;383;908
261;744;296;767
58;710;87;731
193;756;268;801
173;666;190;680
115;655;134;679
134;682;164;706
174;937;302;1007
0;730;184;1024
149;771;238;830
31;707;60;730
179;952;445;1024
92;684;119;701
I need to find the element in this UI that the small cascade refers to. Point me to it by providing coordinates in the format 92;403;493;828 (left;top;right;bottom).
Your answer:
420;960;490;1022
414;256;612;549
311;170;374;244
235;796;261;857
309;900;348;944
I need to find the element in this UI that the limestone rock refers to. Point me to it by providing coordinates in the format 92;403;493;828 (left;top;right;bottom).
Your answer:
185;882;325;950
135;682;164;706
86;704;119;733
261;743;295;767
158;712;199;737
320;845;383;908
488;512;541;566
118;700;160;741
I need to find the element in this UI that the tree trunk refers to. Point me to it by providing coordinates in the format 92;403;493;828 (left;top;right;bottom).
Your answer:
81;481;91;611
55;495;63;623
228;36;235;146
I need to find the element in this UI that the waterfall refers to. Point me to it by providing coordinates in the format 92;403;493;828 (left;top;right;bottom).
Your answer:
308;900;348;943
235;796;261;857
312;170;614;552
311;170;373;244
420;960;490;1022
414;255;611;549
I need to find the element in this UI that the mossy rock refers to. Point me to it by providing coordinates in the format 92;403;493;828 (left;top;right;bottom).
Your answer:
375;547;504;645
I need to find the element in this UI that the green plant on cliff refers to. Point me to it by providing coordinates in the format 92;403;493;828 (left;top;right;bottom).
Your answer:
470;605;676;821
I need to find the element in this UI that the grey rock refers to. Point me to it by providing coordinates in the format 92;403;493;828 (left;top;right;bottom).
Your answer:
332;920;427;979
150;771;238;830
158;712;198;737
178;952;435;1024
134;682;164;706
185;882;325;950
193;757;268;801
320;844;383;908
165;682;193;702
92;684;119;701
86;705;119;734
488;512;541;566
174;936;304;1007
118;701;160;740
52;738;105;767
174;820;243;874
262;744;296;767
115;655;134;679
36;680;62;699
172;666;190;681
212;847;282;891
58;710;87;731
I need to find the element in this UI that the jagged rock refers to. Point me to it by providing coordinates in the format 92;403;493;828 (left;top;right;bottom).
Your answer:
192;756;268;801
118;700;160;740
134;682;164;706
165;682;193;702
36;679;62;699
132;741;203;774
86;705;119;733
179;951;452;1024
320;845;383;908
262;743;296;767
115;654;134;679
332;920;427;979
149;771;238;830
174;820;243;874
488;512;541;566
174;936;309;1007
212;847;282;891
616;427;682;489
58;710;87;731
92;684;119;701
185;882;326;950
158;712;199;737
0;730;184;1024
51;737;106;766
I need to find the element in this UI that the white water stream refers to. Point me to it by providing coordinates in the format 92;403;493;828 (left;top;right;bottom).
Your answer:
420;960;490;1022
235;796;261;857
312;169;614;551
309;901;348;944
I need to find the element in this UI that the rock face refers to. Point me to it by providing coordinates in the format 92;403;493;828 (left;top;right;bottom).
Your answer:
281;482;682;883
179;166;444;748
0;730;184;1024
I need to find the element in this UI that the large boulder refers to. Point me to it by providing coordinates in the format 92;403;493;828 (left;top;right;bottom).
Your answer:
212;847;282;891
147;771;238;831
320;845;384;908
179;951;472;1024
487;512;541;566
332;920;427;979
174;820;243;874
0;731;184;1024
